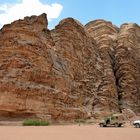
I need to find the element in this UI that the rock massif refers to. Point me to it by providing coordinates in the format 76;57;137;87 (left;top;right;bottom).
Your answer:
86;20;140;115
0;13;139;121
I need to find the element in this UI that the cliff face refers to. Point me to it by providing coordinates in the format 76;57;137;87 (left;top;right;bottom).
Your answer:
0;13;139;120
85;20;120;116
85;20;140;114
115;23;140;112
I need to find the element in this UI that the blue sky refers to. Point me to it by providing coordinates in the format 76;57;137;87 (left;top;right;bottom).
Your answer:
0;0;140;29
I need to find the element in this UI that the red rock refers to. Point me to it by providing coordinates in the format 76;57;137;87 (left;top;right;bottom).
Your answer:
0;14;139;121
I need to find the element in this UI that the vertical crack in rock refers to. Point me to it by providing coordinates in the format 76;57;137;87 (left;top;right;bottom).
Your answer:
85;20;120;117
115;23;140;113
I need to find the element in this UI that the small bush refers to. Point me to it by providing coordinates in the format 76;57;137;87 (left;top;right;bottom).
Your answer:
23;119;50;126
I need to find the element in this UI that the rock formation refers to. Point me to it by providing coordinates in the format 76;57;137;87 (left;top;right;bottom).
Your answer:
85;20;140;115
0;13;139;121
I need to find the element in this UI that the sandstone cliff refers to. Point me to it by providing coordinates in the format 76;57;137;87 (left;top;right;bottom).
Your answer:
0;13;139;121
85;20;140;115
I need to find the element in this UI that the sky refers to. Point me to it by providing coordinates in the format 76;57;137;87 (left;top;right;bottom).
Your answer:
0;0;140;29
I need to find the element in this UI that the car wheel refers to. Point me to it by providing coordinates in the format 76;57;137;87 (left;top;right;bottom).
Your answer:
135;123;140;128
100;123;105;127
118;124;122;127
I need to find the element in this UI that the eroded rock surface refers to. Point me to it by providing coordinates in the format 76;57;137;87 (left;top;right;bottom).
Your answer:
85;20;119;116
0;14;139;121
115;23;140;112
85;20;140;115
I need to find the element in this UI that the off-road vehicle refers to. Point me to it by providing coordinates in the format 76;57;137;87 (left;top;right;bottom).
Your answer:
99;114;125;127
133;120;140;128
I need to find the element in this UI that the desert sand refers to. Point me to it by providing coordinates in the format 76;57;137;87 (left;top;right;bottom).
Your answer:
0;124;139;140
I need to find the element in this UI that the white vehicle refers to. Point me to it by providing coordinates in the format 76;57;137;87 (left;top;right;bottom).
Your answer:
133;120;140;128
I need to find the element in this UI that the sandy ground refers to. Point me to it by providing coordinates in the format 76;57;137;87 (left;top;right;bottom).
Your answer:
0;124;139;140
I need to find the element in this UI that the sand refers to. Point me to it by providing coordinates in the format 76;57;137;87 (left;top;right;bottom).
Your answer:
0;124;139;140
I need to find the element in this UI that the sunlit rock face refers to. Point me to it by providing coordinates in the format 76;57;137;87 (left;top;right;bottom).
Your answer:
0;14;139;121
85;20;140;115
